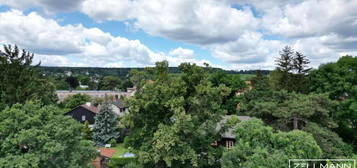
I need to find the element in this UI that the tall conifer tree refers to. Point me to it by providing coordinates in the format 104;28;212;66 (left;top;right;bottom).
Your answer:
92;102;120;146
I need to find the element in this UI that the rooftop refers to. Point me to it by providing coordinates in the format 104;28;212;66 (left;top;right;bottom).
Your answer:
98;148;116;158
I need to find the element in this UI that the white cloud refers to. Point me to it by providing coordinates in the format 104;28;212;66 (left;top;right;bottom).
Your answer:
0;0;84;13
0;10;82;55
0;10;212;68
262;0;357;38
78;0;259;44
1;0;357;70
132;0;258;45
210;32;284;64
81;0;133;21
77;0;357;69
169;47;194;59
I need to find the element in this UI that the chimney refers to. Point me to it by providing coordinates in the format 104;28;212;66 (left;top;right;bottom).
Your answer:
86;102;91;106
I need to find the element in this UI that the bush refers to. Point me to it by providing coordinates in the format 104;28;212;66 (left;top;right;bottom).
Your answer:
123;162;142;168
109;139;117;147
108;157;136;168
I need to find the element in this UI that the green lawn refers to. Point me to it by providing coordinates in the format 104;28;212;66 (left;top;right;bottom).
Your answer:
111;143;130;158
238;74;256;81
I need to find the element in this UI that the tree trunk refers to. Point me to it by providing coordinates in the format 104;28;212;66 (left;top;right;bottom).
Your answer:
293;117;298;130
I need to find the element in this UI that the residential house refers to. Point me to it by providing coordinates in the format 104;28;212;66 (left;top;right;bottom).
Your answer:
213;115;252;149
65;100;127;125
110;99;128;117
65;102;98;124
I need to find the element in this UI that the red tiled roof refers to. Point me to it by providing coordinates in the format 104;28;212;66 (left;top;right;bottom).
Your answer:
80;104;98;113
99;148;116;158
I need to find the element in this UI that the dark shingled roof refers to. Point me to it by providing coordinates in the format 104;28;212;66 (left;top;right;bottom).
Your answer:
79;104;98;113
219;115;253;139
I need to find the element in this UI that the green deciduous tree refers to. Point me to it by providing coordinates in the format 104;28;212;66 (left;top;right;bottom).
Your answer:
209;70;246;114
118;79;134;91
78;75;91;86
81;121;92;140
0;44;57;110
99;76;121;90
92;102;120;146
63;93;92;109
0;102;97;167
124;61;230;168
221;119;322;168
250;70;269;91
302;122;353;158
309;55;357;151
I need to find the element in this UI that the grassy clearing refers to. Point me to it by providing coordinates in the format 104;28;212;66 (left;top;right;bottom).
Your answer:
239;74;256;81
111;143;130;158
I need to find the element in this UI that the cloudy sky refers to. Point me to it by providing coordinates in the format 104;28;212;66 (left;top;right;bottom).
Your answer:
0;0;356;70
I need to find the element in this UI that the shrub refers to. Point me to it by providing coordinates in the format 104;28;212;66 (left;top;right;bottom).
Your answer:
108;157;136;168
109;139;117;147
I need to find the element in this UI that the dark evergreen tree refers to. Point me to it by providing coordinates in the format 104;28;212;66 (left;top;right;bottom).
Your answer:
292;51;311;93
276;46;294;72
293;51;311;74
92;102;120;146
273;46;311;93
274;46;294;91
65;76;79;90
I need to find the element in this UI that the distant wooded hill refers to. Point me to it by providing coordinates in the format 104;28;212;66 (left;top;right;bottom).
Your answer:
39;66;270;78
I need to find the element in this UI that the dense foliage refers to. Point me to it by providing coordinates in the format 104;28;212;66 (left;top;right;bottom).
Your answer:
124;61;231;168
221;119;322;168
0;102;97;167
209;70;246;114
240;90;337;130
239;47;356;158
1;43;356;167
62;93;92;109
308;55;357;151
0;45;57;110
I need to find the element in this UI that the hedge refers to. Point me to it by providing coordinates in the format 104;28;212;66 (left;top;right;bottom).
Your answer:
108;157;136;168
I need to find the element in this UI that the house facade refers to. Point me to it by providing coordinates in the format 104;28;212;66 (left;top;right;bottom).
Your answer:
65;103;98;124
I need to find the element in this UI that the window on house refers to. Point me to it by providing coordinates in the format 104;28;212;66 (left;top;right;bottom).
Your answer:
226;140;234;149
82;115;86;121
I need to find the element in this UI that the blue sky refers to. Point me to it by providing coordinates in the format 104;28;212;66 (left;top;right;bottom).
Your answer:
0;0;356;70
